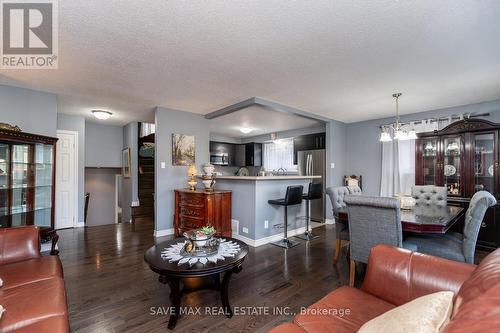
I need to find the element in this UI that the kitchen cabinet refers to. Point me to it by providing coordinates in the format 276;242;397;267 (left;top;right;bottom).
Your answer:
293;132;326;164
245;143;262;167
234;144;246;167
415;119;500;250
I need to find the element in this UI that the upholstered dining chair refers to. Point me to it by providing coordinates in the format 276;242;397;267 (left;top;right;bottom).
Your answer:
326;186;350;265
411;185;447;207
344;195;417;287
406;190;496;264
347;185;362;195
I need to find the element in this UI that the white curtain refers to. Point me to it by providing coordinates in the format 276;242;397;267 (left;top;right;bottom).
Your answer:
140;123;155;137
263;138;298;172
380;120;438;196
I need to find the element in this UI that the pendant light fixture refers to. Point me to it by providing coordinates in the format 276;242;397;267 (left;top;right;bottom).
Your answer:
379;93;417;142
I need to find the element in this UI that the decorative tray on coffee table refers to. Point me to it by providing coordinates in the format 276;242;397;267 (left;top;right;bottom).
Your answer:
181;229;220;257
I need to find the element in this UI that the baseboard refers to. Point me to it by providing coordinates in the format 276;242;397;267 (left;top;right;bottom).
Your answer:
76;221;85;228
154;228;175;237
324;218;335;225
232;223;322;247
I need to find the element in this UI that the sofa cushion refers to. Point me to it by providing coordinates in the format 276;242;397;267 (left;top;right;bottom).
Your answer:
267;323;306;333
358;291;453;333
0;278;68;333
293;286;395;333
442;247;500;332
0;256;63;290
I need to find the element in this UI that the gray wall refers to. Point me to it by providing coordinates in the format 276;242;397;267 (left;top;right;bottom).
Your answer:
346;99;500;196
121;122;139;222
85;168;120;226
155;107;210;232
0;85;57;136
85;122;123;167
56;114;86;223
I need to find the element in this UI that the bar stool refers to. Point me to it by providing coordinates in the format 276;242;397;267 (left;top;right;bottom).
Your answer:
268;185;304;249
296;182;322;241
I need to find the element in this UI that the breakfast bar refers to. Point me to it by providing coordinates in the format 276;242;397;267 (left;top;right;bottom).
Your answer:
216;175;321;245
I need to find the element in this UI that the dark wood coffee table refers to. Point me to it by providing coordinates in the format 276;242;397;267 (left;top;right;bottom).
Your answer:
144;237;248;330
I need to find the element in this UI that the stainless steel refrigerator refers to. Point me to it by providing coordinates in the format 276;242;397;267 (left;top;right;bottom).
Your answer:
297;149;326;222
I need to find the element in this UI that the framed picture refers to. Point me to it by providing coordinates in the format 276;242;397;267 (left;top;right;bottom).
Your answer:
122;147;131;178
172;134;195;166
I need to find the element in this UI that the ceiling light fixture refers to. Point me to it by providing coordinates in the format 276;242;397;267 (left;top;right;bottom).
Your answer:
92;110;113;120
379;93;417;142
239;127;253;134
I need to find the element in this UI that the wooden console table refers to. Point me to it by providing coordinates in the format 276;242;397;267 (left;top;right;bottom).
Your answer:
174;189;232;237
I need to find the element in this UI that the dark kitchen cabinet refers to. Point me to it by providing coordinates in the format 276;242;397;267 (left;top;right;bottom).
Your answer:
234;144;246;167
245;143;262;167
293;132;326;164
415;119;500;250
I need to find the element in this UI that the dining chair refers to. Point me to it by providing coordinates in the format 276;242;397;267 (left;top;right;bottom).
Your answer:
406;190;496;263
326;186;350;265
347;185;362;195
344;175;362;190
344;195;417;287
411;185;447;207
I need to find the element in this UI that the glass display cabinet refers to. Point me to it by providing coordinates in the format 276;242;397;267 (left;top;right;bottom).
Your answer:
0;128;58;254
416;119;500;250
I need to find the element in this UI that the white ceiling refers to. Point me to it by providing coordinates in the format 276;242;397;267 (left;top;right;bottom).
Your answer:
208;105;321;138
1;0;500;125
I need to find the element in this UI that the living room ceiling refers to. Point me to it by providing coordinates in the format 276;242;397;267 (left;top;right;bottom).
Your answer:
1;0;500;126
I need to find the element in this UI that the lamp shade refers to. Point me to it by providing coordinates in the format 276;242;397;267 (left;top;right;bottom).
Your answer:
379;131;392;142
187;165;198;176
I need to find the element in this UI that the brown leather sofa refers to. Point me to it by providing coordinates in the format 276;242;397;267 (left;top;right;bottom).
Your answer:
0;226;69;333
269;244;500;333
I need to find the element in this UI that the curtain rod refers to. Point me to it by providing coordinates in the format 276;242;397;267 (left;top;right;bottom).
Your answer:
379;112;491;129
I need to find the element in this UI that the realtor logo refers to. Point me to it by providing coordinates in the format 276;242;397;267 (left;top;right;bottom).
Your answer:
1;0;58;68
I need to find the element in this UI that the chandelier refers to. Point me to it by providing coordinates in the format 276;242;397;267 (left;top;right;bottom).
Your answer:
379;93;417;142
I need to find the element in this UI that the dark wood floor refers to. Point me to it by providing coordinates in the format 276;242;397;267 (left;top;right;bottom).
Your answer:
57;220;349;333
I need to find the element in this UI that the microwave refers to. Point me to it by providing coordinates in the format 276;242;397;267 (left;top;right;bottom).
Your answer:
210;152;229;165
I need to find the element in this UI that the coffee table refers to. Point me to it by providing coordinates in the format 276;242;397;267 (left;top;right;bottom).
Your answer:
144;237;248;329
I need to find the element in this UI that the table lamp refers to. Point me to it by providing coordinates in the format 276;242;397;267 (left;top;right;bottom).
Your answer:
187;165;198;191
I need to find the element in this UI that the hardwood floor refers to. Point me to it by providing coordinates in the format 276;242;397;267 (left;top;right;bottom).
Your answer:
57;220;349;333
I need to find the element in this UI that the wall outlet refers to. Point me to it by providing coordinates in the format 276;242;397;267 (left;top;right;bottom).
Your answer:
161;162;166;169
330;163;335;169
264;220;269;229
242;227;249;234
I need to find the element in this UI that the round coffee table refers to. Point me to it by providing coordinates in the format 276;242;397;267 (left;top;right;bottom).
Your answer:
144;237;249;330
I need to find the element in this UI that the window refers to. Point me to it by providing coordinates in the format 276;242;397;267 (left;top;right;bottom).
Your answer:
262;138;297;172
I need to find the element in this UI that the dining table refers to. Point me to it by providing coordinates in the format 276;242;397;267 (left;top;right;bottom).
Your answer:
336;205;465;234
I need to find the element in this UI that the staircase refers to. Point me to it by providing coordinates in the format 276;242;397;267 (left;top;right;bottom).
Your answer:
132;157;155;223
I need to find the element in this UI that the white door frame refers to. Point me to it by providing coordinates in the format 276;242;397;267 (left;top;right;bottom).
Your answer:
56;130;79;229
115;174;122;224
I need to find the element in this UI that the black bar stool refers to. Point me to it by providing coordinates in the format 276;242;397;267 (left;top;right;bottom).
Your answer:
268;185;304;248
296;182;322;241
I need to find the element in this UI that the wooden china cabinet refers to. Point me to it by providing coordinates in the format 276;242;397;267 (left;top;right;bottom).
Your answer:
0;128;59;254
416;119;500;250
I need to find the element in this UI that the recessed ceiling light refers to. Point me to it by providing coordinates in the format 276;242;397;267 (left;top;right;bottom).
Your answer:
240;127;253;134
92;110;113;120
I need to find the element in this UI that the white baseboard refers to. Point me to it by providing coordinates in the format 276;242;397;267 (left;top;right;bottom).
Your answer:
76;221;85;228
324;218;335;225
232;223;322;247
154;228;175;237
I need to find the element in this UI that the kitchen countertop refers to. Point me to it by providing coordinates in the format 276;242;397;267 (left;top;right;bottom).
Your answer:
216;175;322;180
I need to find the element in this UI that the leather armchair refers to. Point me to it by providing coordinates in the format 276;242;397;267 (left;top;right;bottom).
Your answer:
0;226;69;333
269;244;500;333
